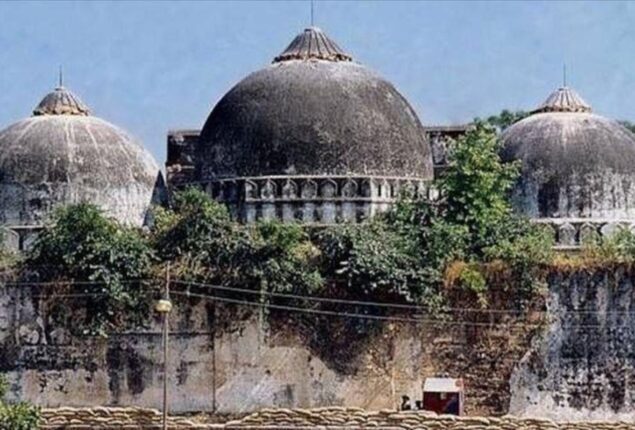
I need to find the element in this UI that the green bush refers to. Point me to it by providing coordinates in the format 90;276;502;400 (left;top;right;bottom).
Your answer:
485;109;528;131
152;188;253;282
457;263;488;307
0;403;41;430
317;220;436;305
248;221;323;295
153;188;249;264
581;228;635;263
24;204;155;336
152;188;322;296
0;375;40;430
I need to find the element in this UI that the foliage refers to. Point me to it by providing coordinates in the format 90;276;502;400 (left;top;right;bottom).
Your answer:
486;109;529;132
0;376;6;400
24;204;155;336
151;188;252;283
152;188;322;295
618;120;635;134
456;263;488;307
483;218;554;298
441;121;521;255
0;375;40;430
580;228;635;264
386;198;468;269
483;218;554;267
375;120;553;304
316;220;439;305
153;188;243;261
0;402;41;430
248;221;322;295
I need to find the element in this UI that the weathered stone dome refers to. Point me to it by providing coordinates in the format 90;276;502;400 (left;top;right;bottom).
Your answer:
501;86;635;219
198;27;432;180
0;86;160;228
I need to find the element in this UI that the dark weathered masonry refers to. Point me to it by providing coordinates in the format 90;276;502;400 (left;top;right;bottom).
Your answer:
2;269;635;419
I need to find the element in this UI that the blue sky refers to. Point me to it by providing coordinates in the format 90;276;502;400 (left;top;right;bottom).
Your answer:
0;1;634;165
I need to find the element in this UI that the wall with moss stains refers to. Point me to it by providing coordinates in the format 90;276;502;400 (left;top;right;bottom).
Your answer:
510;267;635;420
2;268;634;420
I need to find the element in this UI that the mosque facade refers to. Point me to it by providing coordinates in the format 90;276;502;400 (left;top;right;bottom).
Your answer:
1;26;634;250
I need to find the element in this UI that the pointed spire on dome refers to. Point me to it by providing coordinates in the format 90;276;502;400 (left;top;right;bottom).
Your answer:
531;86;592;114
273;27;352;63
32;85;91;117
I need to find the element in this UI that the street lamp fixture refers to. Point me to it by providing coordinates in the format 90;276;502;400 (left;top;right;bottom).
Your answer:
155;299;173;314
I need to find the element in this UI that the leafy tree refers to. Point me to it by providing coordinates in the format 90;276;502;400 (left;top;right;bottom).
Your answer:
370;120;553;304
486;109;528;131
437;121;553;299
24;204;155;335
386;197;468;270
441;121;521;253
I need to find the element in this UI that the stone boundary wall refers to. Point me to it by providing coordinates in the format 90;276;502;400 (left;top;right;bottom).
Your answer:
41;407;635;430
6;267;635;418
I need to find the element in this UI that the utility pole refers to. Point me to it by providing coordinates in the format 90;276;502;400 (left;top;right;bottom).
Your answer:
155;263;172;430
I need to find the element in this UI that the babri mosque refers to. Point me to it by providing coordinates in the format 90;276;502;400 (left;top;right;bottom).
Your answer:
1;26;634;250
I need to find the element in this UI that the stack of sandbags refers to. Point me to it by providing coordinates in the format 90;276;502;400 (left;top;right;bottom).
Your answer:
39;406;635;430
40;406;215;429
222;408;635;430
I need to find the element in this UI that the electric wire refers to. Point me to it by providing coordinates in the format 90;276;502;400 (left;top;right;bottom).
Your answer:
172;279;635;316
170;290;545;328
10;277;635;318
172;279;536;314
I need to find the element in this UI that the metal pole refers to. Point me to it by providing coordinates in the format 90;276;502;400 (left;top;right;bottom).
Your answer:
162;263;170;430
212;300;216;414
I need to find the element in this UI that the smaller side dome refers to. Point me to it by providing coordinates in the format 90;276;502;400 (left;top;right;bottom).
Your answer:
0;84;160;233
501;85;635;220
33;86;91;116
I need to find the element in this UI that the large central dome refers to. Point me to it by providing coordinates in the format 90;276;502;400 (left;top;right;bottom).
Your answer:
197;27;432;180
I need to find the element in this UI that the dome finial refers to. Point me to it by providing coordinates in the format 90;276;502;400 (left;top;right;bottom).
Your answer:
58;65;64;88
531;85;592;114
273;26;352;63
310;0;314;27
33;83;91;117
563;63;567;87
